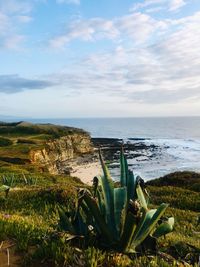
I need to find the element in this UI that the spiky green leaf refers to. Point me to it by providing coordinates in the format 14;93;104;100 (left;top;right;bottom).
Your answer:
96;188;106;217
119;212;137;252
73;212;88;236
120;146;128;187
132;209;156;243
97;151;115;233
114;187;127;235
132;203;169;248
58;208;75;233
136;184;148;210
127;170;137;201
153;217;174;238
81;191;114;244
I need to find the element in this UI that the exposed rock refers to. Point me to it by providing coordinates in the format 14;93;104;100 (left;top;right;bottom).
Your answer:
30;133;93;174
92;138;159;162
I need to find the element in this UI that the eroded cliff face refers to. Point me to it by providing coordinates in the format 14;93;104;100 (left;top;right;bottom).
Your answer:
30;133;93;174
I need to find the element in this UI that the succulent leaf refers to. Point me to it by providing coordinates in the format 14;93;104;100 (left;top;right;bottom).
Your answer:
127;170;137;201
58;208;76;233
114;187;127;235
81;191;114;244
98;151;115;234
120;146;128;187
132;203;169;248
136;184;148;210
119;212;137;252
153;217;174;238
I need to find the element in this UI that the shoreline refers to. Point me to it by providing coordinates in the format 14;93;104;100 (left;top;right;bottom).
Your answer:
70;160;102;185
69;137;200;184
68;137;155;184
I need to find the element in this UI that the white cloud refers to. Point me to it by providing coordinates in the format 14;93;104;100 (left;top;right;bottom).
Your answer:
46;10;200;107
49;12;168;48
0;12;10;33
3;35;25;49
169;0;186;11
0;0;33;49
0;0;33;15
56;0;80;5
1;0;200;115
17;15;32;23
49;18;119;48
130;0;186;12
145;6;165;13
0;0;195;107
117;12;168;43
130;0;164;12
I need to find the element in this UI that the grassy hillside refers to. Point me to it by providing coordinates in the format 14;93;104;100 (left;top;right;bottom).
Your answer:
0;121;86;137
147;171;200;192
0;172;84;266
0;170;199;266
147;172;200;265
0;124;199;266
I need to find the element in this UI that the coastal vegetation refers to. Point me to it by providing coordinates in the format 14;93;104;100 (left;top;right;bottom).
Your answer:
58;149;174;255
0;122;199;266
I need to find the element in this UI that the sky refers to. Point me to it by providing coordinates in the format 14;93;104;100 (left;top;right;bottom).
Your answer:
0;0;200;118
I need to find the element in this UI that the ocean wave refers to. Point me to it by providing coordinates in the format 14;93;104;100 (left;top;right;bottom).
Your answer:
114;138;200;181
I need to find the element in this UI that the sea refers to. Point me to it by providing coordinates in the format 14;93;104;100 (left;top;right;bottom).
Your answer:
29;116;200;181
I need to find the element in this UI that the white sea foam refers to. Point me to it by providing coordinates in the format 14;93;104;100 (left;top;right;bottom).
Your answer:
125;138;200;181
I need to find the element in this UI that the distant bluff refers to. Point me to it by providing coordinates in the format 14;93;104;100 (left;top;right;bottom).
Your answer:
0;121;93;174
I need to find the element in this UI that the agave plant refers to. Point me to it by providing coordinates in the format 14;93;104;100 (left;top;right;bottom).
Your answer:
59;148;174;253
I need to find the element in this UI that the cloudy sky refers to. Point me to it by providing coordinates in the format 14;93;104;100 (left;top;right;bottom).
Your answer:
0;0;200;118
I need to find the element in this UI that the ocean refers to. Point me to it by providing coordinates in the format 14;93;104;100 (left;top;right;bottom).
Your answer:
31;117;200;181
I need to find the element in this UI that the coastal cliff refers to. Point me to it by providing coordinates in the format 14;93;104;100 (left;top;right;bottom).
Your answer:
0;121;93;174
30;133;93;174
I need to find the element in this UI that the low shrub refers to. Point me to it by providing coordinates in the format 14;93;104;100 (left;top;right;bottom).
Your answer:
0;137;13;147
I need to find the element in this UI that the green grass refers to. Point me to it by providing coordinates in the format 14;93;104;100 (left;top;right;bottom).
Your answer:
148;185;200;211
0;170;199;266
0;172;82;255
0;137;13;147
0;122;199;266
0;121;87;138
147;171;200;192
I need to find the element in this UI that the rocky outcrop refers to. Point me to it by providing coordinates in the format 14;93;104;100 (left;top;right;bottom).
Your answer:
30;133;93;174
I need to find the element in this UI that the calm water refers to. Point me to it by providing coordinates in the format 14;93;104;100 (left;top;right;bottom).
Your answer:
29;117;200;181
31;117;200;139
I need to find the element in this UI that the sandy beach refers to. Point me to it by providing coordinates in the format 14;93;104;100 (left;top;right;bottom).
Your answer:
70;160;102;185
